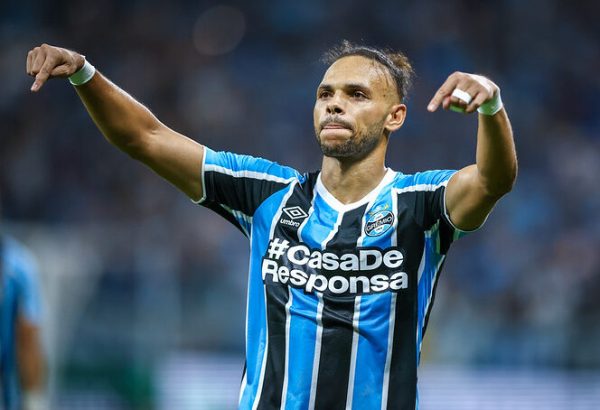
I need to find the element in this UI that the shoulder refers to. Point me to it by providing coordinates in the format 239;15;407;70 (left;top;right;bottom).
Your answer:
2;235;39;284
203;147;305;184
391;169;457;192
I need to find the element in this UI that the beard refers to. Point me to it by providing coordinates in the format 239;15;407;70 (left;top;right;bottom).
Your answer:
316;118;386;160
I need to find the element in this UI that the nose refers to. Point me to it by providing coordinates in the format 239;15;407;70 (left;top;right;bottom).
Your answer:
326;93;345;115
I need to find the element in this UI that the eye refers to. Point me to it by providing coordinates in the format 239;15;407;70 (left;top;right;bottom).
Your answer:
352;90;367;99
318;90;332;99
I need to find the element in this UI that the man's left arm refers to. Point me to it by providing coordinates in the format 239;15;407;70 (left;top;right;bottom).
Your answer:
17;314;46;409
427;72;517;231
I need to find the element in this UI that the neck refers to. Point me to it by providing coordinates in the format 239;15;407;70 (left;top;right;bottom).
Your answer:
320;140;388;204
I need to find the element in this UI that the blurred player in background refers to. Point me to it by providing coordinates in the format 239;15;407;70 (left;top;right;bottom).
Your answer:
26;41;516;409
0;223;46;410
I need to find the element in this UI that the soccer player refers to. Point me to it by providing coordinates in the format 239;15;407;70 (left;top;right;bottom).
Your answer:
26;41;516;409
0;232;46;410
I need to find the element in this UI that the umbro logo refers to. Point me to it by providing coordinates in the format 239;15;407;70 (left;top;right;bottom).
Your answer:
282;206;308;220
280;206;308;228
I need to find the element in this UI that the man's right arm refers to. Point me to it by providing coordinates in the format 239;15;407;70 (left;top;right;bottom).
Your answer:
27;44;204;201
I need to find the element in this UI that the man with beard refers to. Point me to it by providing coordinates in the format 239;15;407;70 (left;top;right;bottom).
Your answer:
26;41;516;409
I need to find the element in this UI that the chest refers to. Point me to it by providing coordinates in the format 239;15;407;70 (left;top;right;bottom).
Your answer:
255;188;425;287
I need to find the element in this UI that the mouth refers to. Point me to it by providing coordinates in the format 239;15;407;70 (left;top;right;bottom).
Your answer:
320;119;353;133
323;123;349;130
320;126;353;141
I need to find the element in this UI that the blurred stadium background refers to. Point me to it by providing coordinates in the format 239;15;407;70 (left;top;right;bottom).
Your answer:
1;0;599;408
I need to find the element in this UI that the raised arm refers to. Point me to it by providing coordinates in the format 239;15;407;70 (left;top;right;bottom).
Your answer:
26;44;204;201
427;72;517;231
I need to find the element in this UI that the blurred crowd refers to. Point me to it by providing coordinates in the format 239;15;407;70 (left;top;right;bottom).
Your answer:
1;0;599;405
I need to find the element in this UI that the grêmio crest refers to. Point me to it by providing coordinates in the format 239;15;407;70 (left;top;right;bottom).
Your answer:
365;207;395;237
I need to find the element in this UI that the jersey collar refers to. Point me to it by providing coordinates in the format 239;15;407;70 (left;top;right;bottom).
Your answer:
315;168;396;213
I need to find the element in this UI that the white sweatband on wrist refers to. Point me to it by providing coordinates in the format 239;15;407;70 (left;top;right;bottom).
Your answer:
69;59;96;86
478;89;503;116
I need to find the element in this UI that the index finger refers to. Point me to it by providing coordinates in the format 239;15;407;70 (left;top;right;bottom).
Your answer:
31;58;56;92
427;75;460;112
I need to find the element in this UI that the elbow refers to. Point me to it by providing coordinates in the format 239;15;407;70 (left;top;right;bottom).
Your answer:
120;125;161;161
104;114;163;160
104;129;151;160
496;177;516;197
482;182;513;201
482;163;518;199
505;161;518;193
122;135;152;160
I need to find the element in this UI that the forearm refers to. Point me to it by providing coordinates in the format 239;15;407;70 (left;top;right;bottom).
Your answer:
475;108;517;197
434;72;517;229
28;43;206;199
18;349;45;391
74;70;163;157
17;322;45;391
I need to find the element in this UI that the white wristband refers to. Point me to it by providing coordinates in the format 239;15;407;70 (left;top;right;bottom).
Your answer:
478;89;503;116
69;59;96;86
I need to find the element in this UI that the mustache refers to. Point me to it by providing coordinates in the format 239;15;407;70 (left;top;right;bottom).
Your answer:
320;117;353;131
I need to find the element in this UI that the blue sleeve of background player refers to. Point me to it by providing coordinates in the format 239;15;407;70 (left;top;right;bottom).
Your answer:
9;239;42;325
195;148;303;237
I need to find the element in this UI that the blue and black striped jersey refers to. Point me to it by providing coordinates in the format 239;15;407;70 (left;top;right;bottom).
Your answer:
0;235;42;410
197;148;472;410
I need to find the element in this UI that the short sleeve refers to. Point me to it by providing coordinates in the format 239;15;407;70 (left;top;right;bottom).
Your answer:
196;148;303;236
5;239;43;325
17;259;42;324
411;170;481;253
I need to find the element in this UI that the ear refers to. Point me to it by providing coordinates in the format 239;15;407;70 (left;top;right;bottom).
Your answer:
384;104;407;133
